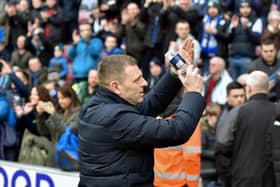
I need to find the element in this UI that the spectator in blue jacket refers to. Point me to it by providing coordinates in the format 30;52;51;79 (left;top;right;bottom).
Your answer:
0;92;18;161
49;44;68;80
68;21;103;82
97;34;123;62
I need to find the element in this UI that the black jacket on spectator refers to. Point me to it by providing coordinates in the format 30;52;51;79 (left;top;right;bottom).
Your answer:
228;14;262;58
267;102;280;187
139;3;163;49
248;57;280;98
8;11;32;49
216;94;277;187
58;0;81;43
25;34;53;67
41;5;64;46
213;16;231;59
78;72;206;187
116;20;145;61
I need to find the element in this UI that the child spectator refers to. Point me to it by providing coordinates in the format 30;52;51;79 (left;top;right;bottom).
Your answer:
146;57;165;92
48;44;68;80
98;34;123;62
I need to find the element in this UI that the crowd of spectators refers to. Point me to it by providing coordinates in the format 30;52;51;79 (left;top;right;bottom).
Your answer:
0;0;280;186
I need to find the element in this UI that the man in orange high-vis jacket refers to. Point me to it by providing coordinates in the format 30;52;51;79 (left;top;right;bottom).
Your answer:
154;117;201;187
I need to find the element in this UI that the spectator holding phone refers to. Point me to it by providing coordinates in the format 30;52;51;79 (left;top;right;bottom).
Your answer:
78;39;206;186
35;86;81;166
17;85;54;165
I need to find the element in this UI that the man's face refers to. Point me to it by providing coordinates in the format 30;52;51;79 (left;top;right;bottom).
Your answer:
17;36;26;49
209;59;222;75
179;0;192;10
79;24;92;40
240;4;251;17
208;7;219;18
127;3;140;19
88;70;98;88
32;0;42;9
92;7;100;18
118;65;147;105
150;64;162;77
227;88;245;107
46;0;56;8
58;91;72;110
29;58;41;72
261;44;277;63
176;22;190;40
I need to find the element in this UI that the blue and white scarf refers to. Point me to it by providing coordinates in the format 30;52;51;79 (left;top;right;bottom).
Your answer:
201;14;221;57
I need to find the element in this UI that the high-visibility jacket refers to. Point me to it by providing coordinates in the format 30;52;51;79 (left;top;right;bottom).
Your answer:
154;121;201;187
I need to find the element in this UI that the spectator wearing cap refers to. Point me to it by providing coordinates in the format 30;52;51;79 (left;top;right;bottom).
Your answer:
48;44;68;80
11;35;33;69
200;0;228;75
222;0;262;17
227;0;263;79
146;57;165;92
271;0;280;11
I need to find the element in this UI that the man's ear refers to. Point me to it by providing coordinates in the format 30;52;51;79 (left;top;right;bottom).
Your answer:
110;80;121;95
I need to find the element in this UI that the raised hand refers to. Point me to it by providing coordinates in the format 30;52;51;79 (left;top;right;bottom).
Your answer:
178;38;194;65
231;15;239;28
72;30;80;44
178;65;204;93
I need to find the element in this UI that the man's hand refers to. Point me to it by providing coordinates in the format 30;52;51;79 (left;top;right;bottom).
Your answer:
240;17;249;29
178;65;203;93
72;30;80;44
169;41;179;52
205;23;217;34
231;15;239;28
121;9;131;25
178;38;194;65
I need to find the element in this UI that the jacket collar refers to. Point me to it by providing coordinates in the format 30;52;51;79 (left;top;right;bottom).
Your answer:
94;86;133;106
249;93;269;101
